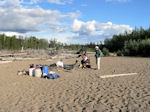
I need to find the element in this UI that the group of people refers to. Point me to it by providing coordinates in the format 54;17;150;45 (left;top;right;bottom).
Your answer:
54;46;101;70
77;46;101;70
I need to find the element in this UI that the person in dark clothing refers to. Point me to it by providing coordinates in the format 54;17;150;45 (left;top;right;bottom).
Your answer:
76;47;87;58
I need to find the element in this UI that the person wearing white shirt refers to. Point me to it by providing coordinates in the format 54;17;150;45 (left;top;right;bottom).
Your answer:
56;59;64;68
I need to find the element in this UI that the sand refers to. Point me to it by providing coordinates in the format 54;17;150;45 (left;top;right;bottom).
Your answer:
0;57;150;112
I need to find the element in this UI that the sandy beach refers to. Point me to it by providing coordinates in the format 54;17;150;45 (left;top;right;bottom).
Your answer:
0;57;150;112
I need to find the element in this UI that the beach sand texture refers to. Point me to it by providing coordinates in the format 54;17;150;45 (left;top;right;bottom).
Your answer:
0;57;150;112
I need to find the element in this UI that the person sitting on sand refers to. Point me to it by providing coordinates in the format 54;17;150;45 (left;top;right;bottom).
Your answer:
56;59;64;68
81;55;91;69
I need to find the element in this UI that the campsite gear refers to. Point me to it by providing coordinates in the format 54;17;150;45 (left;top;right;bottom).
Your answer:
39;64;43;71
64;64;74;70
42;75;48;79
86;65;91;68
47;74;54;79
36;65;40;68
30;64;34;68
17;71;25;75
47;72;60;79
17;71;23;75
52;73;60;79
35;65;42;77
42;66;49;75
49;71;55;74
49;63;57;70
17;70;28;75
29;67;35;76
29;64;35;76
50;63;57;67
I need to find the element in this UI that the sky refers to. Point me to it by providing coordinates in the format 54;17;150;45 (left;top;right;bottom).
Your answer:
0;0;150;44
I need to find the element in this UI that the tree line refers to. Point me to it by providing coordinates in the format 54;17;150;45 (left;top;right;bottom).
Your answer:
49;39;110;55
1;26;150;57
49;39;103;52
104;27;150;57
49;27;150;57
0;34;49;50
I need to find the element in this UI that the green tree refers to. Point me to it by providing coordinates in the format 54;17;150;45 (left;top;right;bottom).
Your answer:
102;48;109;56
0;34;5;49
5;36;11;49
139;39;150;56
10;36;17;50
124;40;139;56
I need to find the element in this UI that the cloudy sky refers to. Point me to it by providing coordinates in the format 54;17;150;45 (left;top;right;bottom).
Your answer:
0;0;150;44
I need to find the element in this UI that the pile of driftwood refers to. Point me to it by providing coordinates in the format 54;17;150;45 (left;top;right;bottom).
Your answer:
0;49;80;62
0;49;55;62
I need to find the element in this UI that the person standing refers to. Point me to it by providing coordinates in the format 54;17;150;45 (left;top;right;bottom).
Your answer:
95;46;101;70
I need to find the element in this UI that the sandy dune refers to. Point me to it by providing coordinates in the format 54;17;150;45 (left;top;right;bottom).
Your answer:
0;57;150;112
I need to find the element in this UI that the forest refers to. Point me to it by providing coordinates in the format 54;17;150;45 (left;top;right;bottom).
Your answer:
0;34;49;50
104;27;150;56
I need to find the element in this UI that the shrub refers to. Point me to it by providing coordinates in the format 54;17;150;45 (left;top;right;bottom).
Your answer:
117;50;123;56
102;48;109;56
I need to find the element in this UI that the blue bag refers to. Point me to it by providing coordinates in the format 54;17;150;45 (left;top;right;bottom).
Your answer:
47;73;60;79
43;66;49;75
47;74;54;79
53;73;60;79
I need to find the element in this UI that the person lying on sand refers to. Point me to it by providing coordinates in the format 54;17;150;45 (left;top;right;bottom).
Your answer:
50;60;74;71
49;59;64;70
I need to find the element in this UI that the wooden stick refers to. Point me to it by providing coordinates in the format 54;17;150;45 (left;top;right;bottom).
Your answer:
0;61;12;64
100;73;137;79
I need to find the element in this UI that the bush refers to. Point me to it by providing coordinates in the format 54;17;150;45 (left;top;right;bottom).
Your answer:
102;48;109;56
117;50;123;56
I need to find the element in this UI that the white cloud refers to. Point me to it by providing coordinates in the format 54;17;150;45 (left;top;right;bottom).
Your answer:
105;0;130;2
26;17;133;44
72;19;97;35
47;0;72;5
0;0;22;8
49;33;77;43
0;0;79;33
36;32;78;43
1;32;23;37
71;19;133;37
